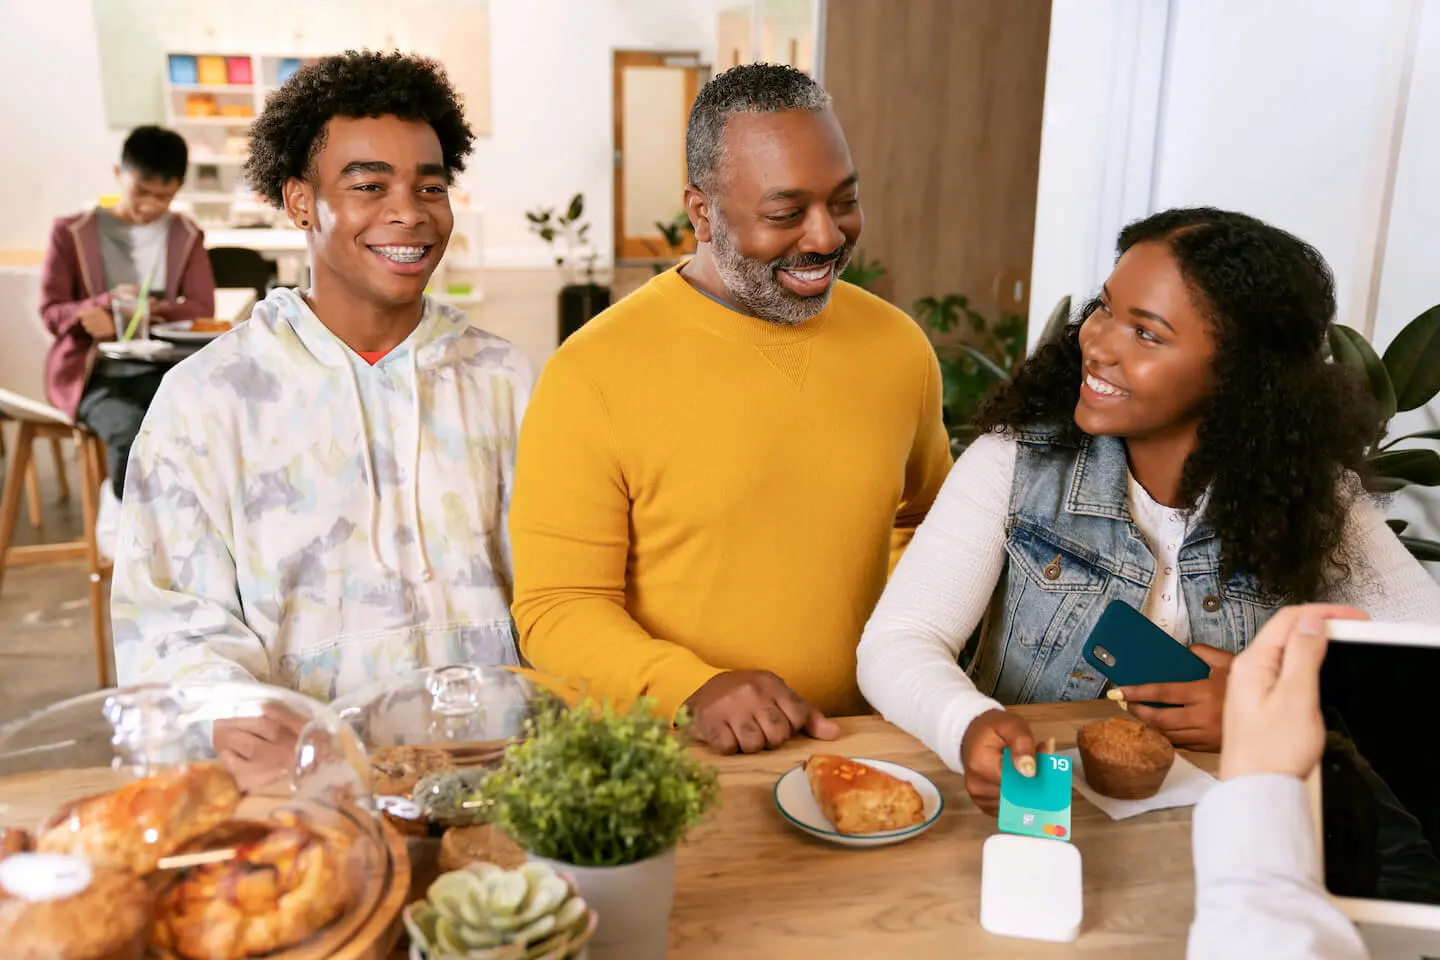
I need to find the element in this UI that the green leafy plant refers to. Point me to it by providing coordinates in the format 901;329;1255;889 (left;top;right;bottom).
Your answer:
642;211;696;274
839;250;887;292
404;861;596;960
525;194;599;285
1328;303;1440;562
913;293;1030;450
476;697;720;868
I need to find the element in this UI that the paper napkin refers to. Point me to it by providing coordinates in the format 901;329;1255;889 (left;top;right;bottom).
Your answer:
1061;747;1216;820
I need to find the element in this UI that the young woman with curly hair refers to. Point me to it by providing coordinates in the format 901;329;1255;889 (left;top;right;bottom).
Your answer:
855;207;1440;812
113;53;534;757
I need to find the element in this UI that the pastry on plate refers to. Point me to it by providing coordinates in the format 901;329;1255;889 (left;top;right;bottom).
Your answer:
187;318;232;333
0;854;152;960
37;763;241;875
150;810;355;960
803;755;925;835
1077;715;1176;800
369;745;455;798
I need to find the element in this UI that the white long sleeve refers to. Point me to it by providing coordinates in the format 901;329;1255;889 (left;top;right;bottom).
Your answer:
1189;774;1369;960
1326;496;1440;620
856;433;1016;772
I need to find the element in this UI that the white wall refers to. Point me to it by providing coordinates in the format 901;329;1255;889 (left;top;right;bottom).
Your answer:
0;0;116;254
0;0;725;266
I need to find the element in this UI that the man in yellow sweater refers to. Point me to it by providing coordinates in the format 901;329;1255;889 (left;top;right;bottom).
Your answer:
510;64;951;754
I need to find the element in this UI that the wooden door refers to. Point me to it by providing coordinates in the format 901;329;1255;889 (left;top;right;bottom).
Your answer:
612;50;708;262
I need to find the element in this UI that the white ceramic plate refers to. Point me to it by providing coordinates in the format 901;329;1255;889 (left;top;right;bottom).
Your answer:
773;757;944;848
97;339;176;360
151;320;229;342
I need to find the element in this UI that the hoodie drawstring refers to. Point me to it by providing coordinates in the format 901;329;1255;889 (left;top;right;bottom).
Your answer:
344;347;435;581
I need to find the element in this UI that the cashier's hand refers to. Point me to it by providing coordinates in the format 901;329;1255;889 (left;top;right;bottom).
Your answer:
214;704;308;792
684;671;840;755
1220;604;1366;781
960;709;1037;816
78;307;116;340
1119;645;1235;752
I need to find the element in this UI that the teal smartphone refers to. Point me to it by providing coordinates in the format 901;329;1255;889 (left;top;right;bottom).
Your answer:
1082;599;1210;707
997;748;1072;842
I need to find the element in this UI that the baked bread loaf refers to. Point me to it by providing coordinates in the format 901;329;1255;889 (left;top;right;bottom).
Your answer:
0;855;151;960
37;763;240;875
803;755;925;835
150;810;355;960
1077;716;1176;800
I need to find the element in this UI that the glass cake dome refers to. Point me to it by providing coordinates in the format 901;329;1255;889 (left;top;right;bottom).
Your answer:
0;680;407;960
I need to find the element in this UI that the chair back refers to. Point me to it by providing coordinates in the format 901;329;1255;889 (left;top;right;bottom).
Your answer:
207;247;277;299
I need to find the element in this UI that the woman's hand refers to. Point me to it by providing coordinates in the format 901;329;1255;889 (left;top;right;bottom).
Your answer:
1121;645;1235;751
959;708;1038;815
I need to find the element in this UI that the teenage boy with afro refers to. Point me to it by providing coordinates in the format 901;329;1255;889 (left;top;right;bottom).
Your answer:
113;52;531;771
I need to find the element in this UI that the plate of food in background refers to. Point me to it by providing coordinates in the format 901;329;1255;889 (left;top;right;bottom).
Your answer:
151;318;234;342
773;755;943;848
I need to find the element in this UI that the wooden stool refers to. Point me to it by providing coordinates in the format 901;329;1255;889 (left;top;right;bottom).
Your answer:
0;420;112;688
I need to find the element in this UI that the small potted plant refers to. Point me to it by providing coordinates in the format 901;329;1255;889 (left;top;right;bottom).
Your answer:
475;697;720;960
525;194;610;343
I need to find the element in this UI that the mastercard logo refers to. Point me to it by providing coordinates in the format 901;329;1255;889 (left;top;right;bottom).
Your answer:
1041;824;1068;838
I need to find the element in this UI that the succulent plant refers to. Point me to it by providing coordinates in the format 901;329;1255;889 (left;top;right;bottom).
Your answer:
404;861;596;960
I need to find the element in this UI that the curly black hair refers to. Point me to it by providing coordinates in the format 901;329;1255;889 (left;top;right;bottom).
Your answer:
245;50;475;208
975;207;1382;601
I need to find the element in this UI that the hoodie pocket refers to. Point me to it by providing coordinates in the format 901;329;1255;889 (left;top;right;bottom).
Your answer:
276;619;520;703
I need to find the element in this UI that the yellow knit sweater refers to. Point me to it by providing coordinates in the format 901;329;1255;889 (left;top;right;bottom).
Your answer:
509;267;952;719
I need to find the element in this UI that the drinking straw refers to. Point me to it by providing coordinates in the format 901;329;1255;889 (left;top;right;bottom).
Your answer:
121;245;163;342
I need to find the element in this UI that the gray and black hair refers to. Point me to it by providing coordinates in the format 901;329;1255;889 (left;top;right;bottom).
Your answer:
685;63;832;194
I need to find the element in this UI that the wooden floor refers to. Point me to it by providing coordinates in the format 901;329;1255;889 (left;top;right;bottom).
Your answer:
0;266;655;726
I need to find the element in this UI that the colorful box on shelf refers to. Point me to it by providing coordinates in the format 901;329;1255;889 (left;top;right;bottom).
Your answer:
197;55;228;86
218;104;254;118
277;58;303;84
225;56;253;85
168;55;198;85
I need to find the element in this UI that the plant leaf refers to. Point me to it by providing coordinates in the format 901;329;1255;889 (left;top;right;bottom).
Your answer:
1387;518;1410;535
567;193;584;221
1399;536;1440;562
1382;303;1440;412
1365;476;1411;494
1369;447;1440;486
1329;325;1397;423
1385;428;1440;446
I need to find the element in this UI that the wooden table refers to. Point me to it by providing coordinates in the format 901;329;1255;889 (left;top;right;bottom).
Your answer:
668;701;1217;959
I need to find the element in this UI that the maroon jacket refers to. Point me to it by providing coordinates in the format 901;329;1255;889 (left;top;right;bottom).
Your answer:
39;209;216;419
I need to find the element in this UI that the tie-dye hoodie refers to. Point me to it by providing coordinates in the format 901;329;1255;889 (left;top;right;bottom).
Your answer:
112;288;532;702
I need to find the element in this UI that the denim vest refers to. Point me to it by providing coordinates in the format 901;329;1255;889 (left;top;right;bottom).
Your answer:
967;428;1286;705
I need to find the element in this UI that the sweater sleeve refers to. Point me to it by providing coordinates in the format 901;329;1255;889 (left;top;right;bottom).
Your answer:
1326;495;1440;622
39;218;109;340
857;432;1016;773
509;352;724;718
890;345;955;571
1188;775;1370;960
110;372;268;687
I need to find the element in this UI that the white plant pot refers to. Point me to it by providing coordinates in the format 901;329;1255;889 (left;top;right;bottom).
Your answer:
529;848;676;960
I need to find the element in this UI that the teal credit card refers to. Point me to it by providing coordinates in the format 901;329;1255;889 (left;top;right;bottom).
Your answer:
997;749;1073;842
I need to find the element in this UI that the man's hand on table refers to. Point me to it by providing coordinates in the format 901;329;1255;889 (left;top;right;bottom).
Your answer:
959;708;1037;815
78;306;116;340
214;704;308;791
684;670;840;755
1220;604;1365;781
1120;644;1235;752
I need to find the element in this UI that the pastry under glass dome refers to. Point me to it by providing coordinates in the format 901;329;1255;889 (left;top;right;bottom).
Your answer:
0;680;406;960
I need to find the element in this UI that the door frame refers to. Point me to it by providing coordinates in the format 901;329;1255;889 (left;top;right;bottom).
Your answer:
612;49;705;263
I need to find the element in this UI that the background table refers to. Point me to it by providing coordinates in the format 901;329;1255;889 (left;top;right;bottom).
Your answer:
669;701;1216;959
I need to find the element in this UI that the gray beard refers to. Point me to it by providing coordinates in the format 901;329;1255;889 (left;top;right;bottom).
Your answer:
709;214;854;325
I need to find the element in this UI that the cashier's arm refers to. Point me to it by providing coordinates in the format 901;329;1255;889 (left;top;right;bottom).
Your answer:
110;380;271;688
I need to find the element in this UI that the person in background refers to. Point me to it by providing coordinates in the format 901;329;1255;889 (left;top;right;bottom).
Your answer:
39;125;216;558
509;63;952;754
1188;604;1370;960
855;208;1440;812
112;52;532;777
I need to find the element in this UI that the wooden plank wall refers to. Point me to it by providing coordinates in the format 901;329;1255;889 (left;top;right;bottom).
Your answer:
823;0;1053;321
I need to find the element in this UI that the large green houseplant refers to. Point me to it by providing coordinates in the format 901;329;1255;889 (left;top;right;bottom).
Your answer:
1328;303;1440;562
525;194;609;343
476;697;719;960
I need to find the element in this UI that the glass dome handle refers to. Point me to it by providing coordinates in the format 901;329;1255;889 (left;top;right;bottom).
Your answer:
104;686;187;773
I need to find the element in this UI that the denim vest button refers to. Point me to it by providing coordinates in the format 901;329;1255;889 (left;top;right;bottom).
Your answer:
1202;595;1222;612
1043;556;1062;581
